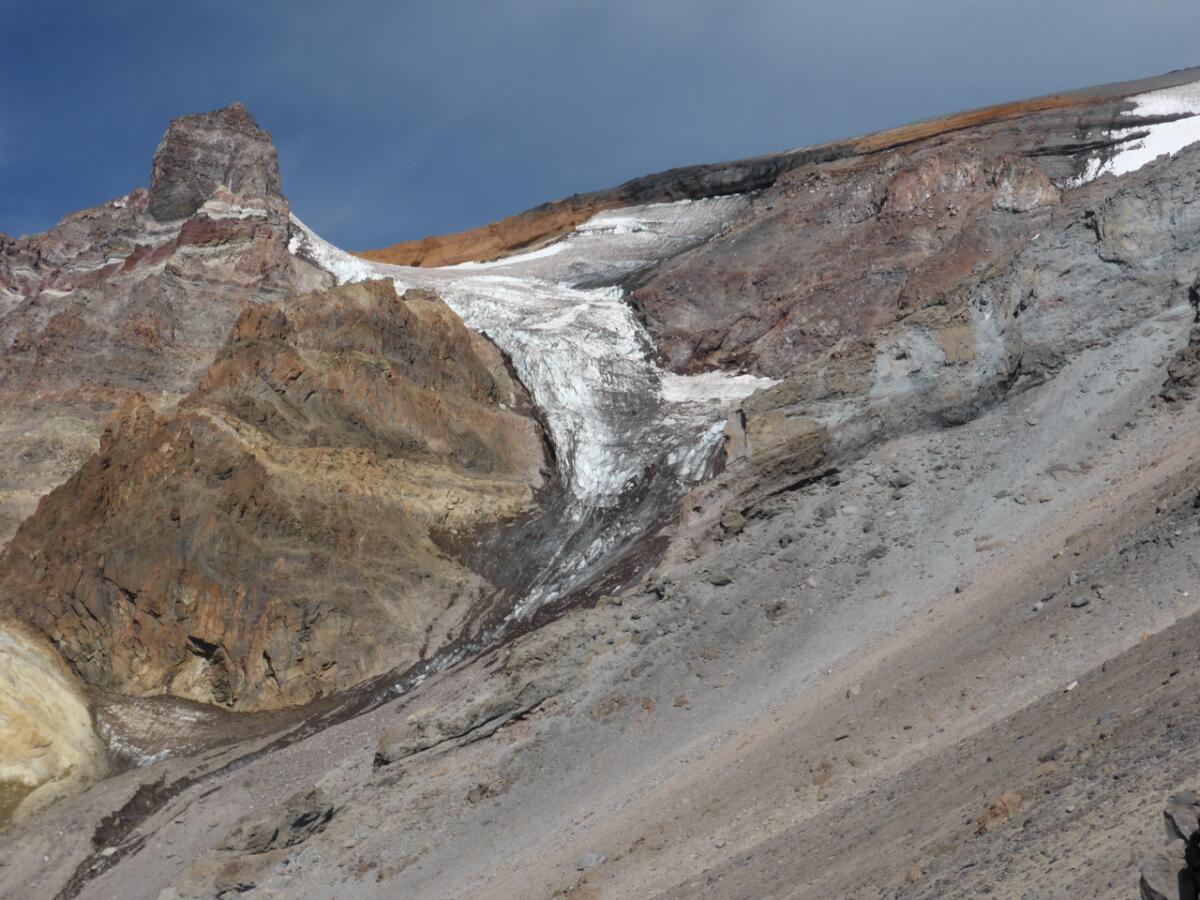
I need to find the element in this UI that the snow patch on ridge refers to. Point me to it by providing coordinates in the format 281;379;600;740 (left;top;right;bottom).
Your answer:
289;215;376;284
1073;80;1200;186
448;240;569;269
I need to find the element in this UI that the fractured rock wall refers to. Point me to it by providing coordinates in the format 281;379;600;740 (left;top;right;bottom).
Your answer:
0;280;549;710
0;104;328;547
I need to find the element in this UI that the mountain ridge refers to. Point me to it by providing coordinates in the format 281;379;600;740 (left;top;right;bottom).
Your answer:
4;67;1200;899
356;66;1200;268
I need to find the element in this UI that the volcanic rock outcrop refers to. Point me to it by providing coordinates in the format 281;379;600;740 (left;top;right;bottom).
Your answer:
0;279;548;710
148;101;283;222
0;102;328;546
627;148;1059;377
1140;792;1200;900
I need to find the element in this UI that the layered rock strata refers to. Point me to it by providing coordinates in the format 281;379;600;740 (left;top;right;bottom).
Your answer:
0;102;329;546
0;279;548;711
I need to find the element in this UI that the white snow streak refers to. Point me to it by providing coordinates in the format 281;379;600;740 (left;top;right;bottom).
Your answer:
1074;80;1200;185
289;215;376;284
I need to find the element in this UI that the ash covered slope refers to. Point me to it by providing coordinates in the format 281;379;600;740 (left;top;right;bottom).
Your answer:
8;68;1200;900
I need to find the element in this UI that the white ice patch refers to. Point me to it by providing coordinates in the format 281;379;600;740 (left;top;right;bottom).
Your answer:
660;370;776;405
448;239;569;269
198;197;270;220
1073;80;1200;186
289;215;377;284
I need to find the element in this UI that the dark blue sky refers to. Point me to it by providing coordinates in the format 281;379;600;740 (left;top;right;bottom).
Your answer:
2;0;1198;249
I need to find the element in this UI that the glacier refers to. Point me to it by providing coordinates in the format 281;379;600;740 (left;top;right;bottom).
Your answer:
290;198;773;617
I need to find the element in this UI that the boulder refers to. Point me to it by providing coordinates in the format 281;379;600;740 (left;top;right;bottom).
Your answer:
1140;842;1194;900
221;787;336;854
1139;791;1200;899
1164;326;1200;401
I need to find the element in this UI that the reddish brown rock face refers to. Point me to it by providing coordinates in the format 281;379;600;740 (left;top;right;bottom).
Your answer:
148;101;283;222
627;146;1060;378
0;280;548;710
0;102;573;717
0;105;329;546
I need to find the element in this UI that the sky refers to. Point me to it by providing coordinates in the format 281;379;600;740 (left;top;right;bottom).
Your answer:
1;0;1198;250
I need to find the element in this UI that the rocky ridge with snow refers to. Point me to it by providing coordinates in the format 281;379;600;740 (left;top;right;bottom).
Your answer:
4;67;1200;899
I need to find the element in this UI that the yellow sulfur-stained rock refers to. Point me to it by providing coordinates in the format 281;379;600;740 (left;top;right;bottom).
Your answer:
0;622;105;822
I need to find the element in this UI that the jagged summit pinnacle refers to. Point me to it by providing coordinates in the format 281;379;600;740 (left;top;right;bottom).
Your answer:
148;101;283;221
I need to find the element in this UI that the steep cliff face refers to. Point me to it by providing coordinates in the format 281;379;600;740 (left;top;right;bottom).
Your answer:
0;280;548;710
0;103;328;546
628;148;1059;377
148;101;283;222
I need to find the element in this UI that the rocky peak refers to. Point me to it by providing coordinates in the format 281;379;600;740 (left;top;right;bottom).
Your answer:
148;101;284;221
0;102;322;549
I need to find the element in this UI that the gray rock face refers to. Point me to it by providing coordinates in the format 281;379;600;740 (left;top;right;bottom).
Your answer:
1165;325;1200;400
221;787;336;854
991;158;1061;213
1140;793;1200;900
148;102;283;221
1141;843;1196;900
1167;792;1200;842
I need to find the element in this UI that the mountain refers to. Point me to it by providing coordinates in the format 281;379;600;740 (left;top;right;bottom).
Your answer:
0;279;548;712
4;67;1200;899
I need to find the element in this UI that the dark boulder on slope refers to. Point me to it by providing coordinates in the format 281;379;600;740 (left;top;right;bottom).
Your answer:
1140;793;1200;900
